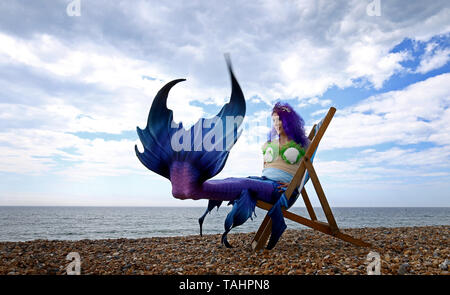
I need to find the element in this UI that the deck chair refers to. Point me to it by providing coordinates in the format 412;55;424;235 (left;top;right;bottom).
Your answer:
251;107;371;250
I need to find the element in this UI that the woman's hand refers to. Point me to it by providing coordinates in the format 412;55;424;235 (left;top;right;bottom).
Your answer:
277;181;289;192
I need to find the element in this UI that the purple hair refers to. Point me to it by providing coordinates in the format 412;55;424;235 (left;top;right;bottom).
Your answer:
267;102;309;148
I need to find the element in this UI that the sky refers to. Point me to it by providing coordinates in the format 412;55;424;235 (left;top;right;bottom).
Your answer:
0;0;449;207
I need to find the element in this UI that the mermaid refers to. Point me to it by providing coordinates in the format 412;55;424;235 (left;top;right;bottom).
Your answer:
135;57;310;249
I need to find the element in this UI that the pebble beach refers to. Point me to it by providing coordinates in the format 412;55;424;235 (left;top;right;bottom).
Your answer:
0;226;448;275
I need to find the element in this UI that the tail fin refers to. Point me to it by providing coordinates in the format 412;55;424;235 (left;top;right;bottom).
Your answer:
135;56;246;189
198;200;223;236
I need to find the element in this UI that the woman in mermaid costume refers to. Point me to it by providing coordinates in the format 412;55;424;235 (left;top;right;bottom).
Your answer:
135;58;310;249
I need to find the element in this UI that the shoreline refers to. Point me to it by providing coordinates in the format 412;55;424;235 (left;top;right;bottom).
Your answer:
1;225;448;275
2;223;450;243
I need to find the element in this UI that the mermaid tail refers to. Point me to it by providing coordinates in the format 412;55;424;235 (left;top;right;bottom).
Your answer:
221;189;257;247
198;200;222;237
266;192;289;250
135;56;294;249
135;55;246;198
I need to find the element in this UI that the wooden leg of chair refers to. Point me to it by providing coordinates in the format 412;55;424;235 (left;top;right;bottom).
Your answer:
258;200;371;248
252;219;272;251
304;159;339;233
253;200;372;249
301;188;317;221
252;214;270;246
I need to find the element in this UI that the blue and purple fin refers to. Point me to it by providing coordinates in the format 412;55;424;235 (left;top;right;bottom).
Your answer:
135;55;246;187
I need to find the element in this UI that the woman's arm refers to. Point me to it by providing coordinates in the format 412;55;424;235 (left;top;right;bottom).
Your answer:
276;181;289;192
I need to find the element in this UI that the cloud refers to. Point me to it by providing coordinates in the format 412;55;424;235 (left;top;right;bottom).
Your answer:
0;127;149;179
415;43;450;74
308;73;450;187
311;108;330;117
315;144;450;187
298;97;333;108
1;1;449;106
321;73;450;150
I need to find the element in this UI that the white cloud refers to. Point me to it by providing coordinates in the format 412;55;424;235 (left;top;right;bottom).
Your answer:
320;73;450;150
0;127;149;179
0;129;83;174
297;97;333;108
251;1;450;101
311;108;329;117
416;46;450;74
315;144;450;186
302;73;450;187
345;44;408;89
55;138;150;180
0;31;213;133
0;33;158;88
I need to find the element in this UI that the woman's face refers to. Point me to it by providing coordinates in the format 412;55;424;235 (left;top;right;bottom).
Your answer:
272;113;285;135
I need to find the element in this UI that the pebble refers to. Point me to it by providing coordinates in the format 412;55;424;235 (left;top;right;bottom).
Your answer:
0;226;448;275
439;259;448;271
398;263;409;275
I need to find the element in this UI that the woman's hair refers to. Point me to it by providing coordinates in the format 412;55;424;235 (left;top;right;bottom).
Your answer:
267;102;309;148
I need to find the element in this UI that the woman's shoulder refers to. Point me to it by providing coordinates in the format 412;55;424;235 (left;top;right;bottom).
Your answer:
262;138;279;146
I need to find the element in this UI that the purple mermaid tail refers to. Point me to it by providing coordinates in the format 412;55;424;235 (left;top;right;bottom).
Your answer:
135;56;296;248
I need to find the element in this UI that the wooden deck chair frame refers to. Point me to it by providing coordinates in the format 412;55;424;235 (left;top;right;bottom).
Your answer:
251;107;371;250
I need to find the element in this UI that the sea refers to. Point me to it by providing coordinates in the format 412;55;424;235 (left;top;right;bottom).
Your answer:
0;206;449;242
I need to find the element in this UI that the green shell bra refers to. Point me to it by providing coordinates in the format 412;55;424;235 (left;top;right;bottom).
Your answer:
262;140;306;165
